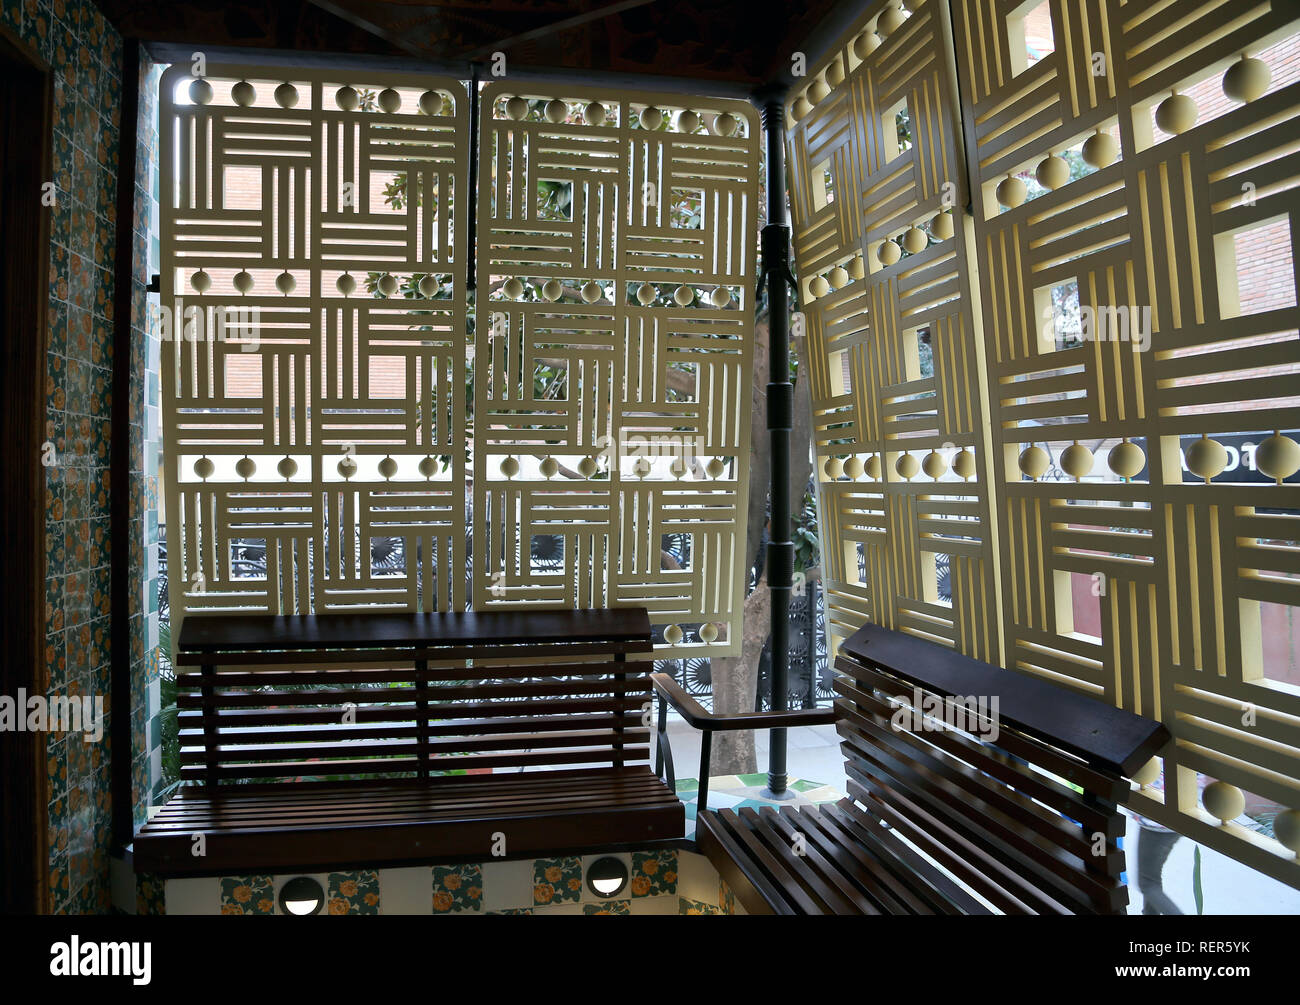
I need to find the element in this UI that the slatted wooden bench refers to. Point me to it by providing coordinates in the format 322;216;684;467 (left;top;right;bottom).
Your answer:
655;622;1170;915
133;607;683;876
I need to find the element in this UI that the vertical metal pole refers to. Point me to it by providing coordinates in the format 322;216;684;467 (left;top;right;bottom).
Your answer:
757;93;795;800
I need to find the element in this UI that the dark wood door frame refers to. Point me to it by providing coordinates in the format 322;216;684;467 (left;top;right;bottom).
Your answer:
0;24;53;914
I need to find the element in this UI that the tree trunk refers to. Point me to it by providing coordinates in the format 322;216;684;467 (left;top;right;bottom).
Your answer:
707;314;771;774
709;574;771;774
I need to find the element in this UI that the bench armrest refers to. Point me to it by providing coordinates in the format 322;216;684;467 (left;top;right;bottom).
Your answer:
651;673;835;730
650;673;835;814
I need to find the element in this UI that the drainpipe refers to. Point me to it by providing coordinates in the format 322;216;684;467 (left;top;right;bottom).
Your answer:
754;87;796;800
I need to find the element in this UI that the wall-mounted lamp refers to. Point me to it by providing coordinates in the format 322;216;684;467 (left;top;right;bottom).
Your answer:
585;857;630;899
278;876;325;916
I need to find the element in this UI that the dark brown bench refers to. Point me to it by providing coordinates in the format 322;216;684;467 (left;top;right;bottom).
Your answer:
654;623;1170;915
133;607;683;875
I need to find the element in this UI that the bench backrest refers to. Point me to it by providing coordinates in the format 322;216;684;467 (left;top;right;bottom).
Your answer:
835;624;1170;915
173;608;655;787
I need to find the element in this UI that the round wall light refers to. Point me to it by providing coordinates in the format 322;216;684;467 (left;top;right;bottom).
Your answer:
585;857;630;899
278;876;325;916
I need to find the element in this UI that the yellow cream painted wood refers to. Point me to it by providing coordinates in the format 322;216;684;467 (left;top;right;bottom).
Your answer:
159;66;471;624
473;86;760;657
785;0;1003;667
788;0;1300;887
159;70;761;662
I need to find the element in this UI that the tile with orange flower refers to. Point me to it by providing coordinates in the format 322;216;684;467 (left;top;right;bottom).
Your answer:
329;870;380;915
533;856;582;906
630;850;677;898
679;898;724;915
431;864;482;914
219;876;274;915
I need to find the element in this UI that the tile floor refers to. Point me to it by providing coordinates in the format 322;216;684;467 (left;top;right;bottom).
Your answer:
673;774;844;840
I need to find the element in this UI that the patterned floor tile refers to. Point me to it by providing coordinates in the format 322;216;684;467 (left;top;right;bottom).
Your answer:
675;777;842;839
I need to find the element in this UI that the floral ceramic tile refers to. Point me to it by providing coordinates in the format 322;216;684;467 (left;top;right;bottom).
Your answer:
48;852;70;913
630;850;678;898
720;878;735;915
679;898;724;915
328;870;380;915
533;856;582;906
583;899;631;915
136;873;165;916
486;907;533;915
431;864;482;914
220;877;274;915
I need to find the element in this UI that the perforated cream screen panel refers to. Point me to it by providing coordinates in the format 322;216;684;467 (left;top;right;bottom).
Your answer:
786;0;1000;663
159;66;472;618
160;68;760;659
789;0;1300;887
472;87;760;657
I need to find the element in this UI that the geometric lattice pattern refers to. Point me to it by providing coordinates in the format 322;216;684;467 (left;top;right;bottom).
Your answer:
160;66;470;620
160;71;761;660
789;0;1300;887
952;0;1300;888
786;0;1001;665
473;85;760;657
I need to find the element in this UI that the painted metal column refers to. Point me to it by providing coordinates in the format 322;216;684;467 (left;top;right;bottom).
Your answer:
756;92;796;799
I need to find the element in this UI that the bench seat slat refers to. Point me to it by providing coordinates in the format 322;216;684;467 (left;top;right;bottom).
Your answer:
177;678;651;708
178;703;644;729
179;712;641;743
735;807;864;914
694;811;801;915
753;806;885;914
816;801;983;915
796;804;943;915
176;609;655;657
134;767;682;875
178;745;654;781
176;640;650;666
180;728;653;764
143;775;679;825
176;660;638;688
144;773;681;824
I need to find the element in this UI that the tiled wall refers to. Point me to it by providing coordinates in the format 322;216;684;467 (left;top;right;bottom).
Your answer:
4;0;158;914
152;851;742;916
5;0;122;915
